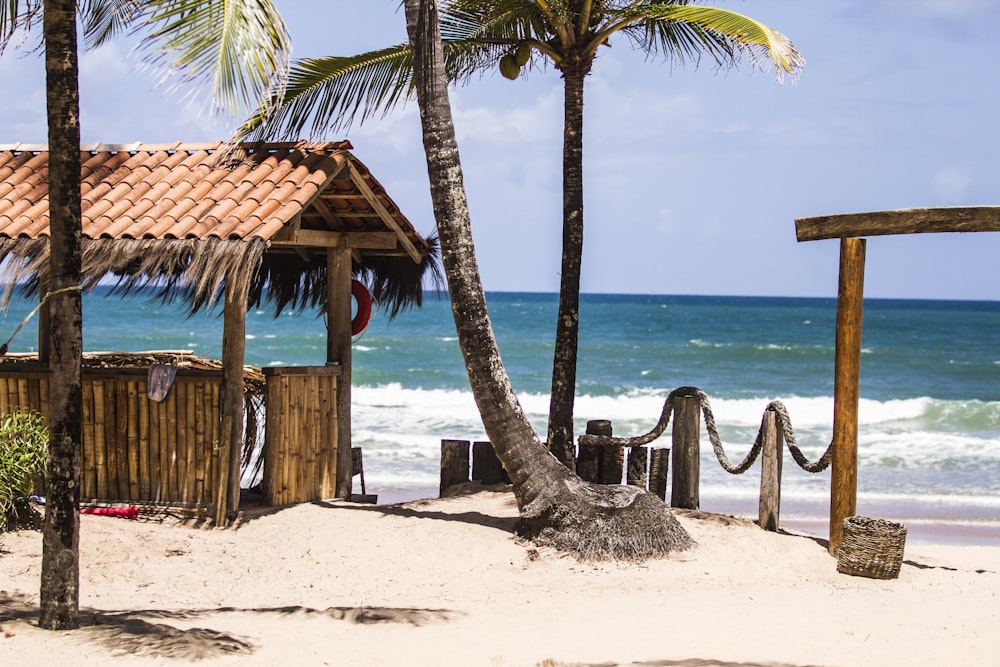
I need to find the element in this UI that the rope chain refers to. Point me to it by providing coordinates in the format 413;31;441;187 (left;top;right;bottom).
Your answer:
576;386;833;475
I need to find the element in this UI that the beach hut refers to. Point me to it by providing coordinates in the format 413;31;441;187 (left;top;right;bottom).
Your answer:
0;140;437;524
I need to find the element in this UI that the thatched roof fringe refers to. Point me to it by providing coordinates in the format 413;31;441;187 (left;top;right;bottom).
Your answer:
0;237;267;314
0;238;48;310
0;234;440;319
356;233;444;319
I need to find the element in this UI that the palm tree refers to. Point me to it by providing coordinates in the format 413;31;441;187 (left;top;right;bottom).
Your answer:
403;0;692;559
238;0;804;469
1;0;290;629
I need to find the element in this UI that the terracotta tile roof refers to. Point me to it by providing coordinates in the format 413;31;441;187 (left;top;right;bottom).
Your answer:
0;141;428;262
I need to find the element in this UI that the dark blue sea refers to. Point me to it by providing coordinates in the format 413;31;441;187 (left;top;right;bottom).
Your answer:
3;289;998;542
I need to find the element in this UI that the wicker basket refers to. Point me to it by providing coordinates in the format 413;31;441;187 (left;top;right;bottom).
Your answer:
837;516;907;580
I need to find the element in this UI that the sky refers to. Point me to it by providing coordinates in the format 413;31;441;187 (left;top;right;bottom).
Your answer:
2;1;999;300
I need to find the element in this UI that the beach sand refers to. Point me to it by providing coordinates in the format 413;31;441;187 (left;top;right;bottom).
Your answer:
1;485;997;667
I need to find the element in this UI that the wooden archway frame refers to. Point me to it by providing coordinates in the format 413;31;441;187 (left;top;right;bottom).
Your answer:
795;206;1000;555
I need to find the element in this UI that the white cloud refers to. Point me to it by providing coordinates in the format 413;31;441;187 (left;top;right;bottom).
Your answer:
931;165;973;202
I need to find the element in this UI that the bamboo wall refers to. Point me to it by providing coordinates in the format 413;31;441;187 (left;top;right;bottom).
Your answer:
263;366;340;505
0;366;223;505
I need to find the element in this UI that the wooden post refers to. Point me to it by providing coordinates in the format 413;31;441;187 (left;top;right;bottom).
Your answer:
218;270;250;525
440;439;470;496
626;445;648;488
830;237;866;555
649;448;670;500
590;419;622;484
576;420;604;483
328;240;353;499
758;409;783;532
671;394;700;509
472;441;506;485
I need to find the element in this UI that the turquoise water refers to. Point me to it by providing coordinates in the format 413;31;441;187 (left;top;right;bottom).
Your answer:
3;288;999;537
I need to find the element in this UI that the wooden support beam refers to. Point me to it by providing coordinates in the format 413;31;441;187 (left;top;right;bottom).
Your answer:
327;239;353;499
795;206;1000;242
270;228;399;249
218;270;250;525
829;237;866;556
347;161;422;263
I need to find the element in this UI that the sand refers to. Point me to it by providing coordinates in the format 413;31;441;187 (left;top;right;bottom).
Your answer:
1;485;997;667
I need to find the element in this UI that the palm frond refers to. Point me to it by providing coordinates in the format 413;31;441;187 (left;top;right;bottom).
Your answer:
613;4;803;81
238;34;516;142
79;0;140;48
0;0;41;51
237;45;414;142
125;0;291;119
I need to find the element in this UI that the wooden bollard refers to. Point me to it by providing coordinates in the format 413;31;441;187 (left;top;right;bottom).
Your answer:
648;447;670;500
671;394;701;509
593;420;623;484
440;439;470;496
576;420;605;483
626;446;648;488
758;410;783;531
472;441;507;485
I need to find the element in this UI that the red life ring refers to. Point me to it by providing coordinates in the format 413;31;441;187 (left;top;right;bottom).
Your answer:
351;279;373;336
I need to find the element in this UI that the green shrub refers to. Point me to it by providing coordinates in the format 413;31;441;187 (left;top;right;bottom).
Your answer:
0;409;48;532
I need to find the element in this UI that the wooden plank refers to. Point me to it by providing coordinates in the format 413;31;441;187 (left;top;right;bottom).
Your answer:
166;381;179;502
16;378;29;411
316;373;334;498
185;380;198;503
758;410;784;532
795;206;1000;242
93;380;108;499
27;376;41;413
208;380;221;503
127;381;141;500
114;381;130;499
81;380;96;499
102;382;120;500
194;381;207;504
38;377;49;419
175;381;188;503
306;375;320;501
263;374;283;505
148;386;162;502
829;237;866;556
138;380;151;500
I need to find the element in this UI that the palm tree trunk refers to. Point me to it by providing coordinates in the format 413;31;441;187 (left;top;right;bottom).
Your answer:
403;0;570;512
546;64;587;469
39;0;83;631
404;0;692;561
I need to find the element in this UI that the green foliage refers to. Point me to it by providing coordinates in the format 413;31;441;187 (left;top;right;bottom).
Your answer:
0;409;48;532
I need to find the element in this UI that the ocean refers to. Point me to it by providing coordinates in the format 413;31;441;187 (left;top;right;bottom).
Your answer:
3;288;998;544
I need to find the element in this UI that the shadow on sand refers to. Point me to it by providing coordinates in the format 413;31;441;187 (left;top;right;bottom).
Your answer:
0;590;460;660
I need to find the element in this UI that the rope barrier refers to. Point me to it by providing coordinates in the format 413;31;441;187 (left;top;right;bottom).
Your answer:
577;386;833;475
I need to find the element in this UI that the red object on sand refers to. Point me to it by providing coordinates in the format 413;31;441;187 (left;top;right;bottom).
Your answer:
80;506;140;520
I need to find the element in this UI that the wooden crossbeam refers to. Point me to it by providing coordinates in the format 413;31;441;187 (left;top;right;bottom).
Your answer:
796;206;1000;242
347;161;422;263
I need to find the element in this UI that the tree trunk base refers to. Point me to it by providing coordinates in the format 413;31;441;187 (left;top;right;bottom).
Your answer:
518;478;694;561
